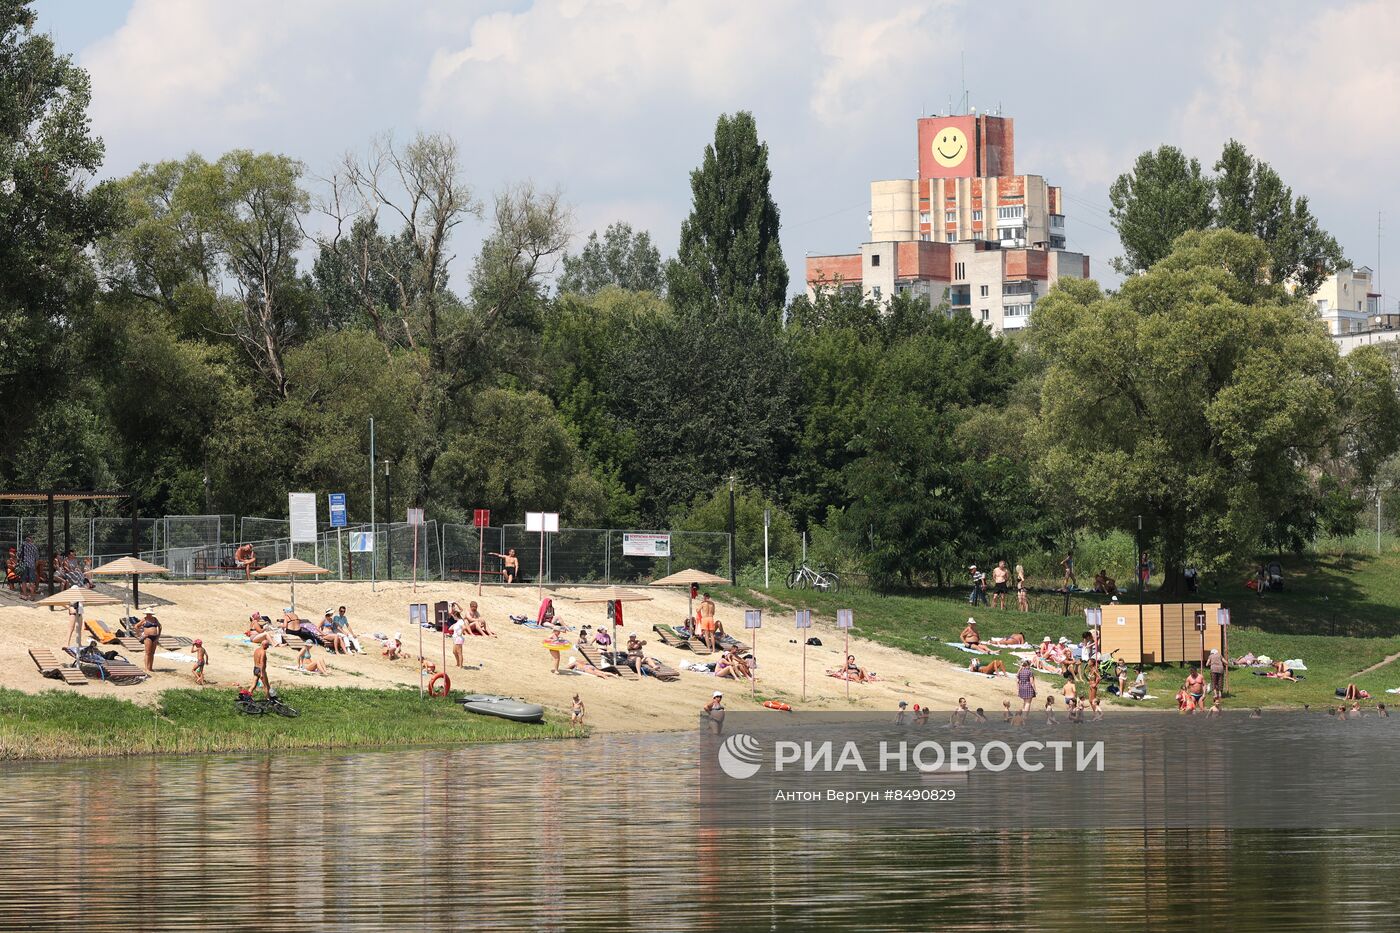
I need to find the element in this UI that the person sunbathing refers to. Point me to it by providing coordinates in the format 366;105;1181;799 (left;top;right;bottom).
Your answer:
296;643;330;676
319;612;348;654
1266;661;1298;681
465;601;494;636
716;648;751;681
989;632;1026;646
969;657;1006;676
841;654;868;682
567;657;618;678
960;619;983;647
1342;683;1370;701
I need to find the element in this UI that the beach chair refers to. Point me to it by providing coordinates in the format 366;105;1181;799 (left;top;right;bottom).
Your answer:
29;647;87;685
65;647;148;685
644;658;681;682
652;624;696;651
577;643;638;681
716;633;751;653
116;634;192;653
85;617;123;644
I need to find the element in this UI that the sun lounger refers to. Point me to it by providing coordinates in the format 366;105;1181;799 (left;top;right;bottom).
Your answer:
652;624;694;650
85;618;124;644
577;643;638;681
116;634;192;653
29;648;87;685
716;633;751;653
65;647;148;685
643;658;681;682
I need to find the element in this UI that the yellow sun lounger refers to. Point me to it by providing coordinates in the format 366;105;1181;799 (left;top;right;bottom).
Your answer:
84;617;123;644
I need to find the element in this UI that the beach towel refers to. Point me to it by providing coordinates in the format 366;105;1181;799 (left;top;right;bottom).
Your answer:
156;651;197;663
954;665;1007;677
1121;693;1159;701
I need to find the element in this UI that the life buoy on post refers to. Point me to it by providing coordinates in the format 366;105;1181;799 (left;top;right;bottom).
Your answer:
427;672;451;698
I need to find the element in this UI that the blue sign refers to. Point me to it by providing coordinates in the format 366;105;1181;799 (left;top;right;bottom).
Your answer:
329;493;348;528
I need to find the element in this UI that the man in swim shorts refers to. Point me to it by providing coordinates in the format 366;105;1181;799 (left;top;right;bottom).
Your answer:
697;593;717;652
251;640;270;698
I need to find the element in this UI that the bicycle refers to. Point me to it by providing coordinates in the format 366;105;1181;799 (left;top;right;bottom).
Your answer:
785;563;840;593
235;689;300;718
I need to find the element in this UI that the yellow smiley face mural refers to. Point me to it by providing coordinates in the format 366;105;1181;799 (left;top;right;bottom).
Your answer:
932;127;968;169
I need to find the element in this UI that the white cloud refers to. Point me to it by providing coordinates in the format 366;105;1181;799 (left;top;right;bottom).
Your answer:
809;4;955;126
1177;0;1400;199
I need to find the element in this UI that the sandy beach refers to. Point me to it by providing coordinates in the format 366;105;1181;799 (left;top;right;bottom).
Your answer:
0;580;1029;731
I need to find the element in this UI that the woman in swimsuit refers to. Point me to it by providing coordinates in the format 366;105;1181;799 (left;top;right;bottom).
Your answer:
567;657;618;679
138;611;161;673
702;692;725;734
843;654;868;683
297;643;330;676
969;657;1006;676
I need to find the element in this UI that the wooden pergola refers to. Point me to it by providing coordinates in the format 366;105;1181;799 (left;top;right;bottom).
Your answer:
0;489;130;598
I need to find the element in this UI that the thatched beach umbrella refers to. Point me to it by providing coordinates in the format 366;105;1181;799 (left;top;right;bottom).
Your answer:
252;557;330;612
650;568;729;621
89;555;171;617
37;585;123;650
573;587;653;665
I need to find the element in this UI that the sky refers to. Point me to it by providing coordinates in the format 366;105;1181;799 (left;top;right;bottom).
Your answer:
30;0;1400;303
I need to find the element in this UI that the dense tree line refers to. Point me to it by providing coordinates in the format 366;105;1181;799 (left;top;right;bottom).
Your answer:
2;1;1396;594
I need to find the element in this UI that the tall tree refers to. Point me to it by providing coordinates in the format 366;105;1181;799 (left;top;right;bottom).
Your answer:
0;0;118;482
667;111;788;318
1031;230;1400;592
558;221;664;296
1214;139;1344;296
1108;145;1215;275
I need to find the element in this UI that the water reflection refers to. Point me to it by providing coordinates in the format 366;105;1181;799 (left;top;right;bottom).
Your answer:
0;735;1397;931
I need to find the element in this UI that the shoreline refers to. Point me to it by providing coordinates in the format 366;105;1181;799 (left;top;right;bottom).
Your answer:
0;685;579;762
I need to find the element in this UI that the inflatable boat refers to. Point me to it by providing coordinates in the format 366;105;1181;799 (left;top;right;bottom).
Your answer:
460;694;545;724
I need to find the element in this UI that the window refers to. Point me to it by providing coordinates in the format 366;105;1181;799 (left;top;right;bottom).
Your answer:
920;232;931;242
972;210;983;221
979;285;989;297
997;205;1025;220
980;308;990;322
1316;299;1330;312
946;233;956;243
871;254;880;267
871;286;882;301
919;211;930;223
945;211;957;223
1005;303;1032;318
955;262;966;280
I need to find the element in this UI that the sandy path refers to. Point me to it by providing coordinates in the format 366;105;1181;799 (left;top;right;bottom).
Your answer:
0;581;1024;731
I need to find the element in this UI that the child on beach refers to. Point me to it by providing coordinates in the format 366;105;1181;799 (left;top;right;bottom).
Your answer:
570;694;585;725
192;639;207;685
1044;695;1057;725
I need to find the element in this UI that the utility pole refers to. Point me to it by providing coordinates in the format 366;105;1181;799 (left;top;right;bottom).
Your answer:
728;475;737;586
369;417;376;591
384;459;393;581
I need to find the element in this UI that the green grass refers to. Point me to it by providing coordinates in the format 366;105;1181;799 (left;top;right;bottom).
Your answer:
726;549;1400;711
0;686;580;761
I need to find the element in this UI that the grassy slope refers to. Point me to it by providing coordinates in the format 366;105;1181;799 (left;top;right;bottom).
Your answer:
729;548;1400;710
0;686;577;761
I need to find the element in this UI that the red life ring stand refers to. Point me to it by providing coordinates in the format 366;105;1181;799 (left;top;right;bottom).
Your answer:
427;672;451;698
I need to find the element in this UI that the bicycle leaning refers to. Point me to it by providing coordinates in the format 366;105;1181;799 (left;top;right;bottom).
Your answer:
785;562;840;593
235;688;300;718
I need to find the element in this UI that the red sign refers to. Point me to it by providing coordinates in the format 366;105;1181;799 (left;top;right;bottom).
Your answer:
473;509;491;528
918;115;977;181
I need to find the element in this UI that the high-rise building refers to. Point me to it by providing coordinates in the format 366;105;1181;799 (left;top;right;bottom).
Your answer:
806;111;1091;333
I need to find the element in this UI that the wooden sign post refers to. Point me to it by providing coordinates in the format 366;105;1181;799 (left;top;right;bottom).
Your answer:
795;609;812;700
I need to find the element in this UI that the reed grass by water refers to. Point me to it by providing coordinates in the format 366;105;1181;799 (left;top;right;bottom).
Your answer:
0;686;577;761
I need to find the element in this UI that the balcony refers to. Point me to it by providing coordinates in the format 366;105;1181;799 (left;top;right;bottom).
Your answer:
1049;214;1065;229
949;286;971;307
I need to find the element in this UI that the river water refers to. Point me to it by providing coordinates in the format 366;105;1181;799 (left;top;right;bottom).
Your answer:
2;732;1398;931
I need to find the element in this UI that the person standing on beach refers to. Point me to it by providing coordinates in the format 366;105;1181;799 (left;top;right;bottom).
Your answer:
1017;659;1036;717
192;639;207;685
571;694;585;725
1207;648;1226;697
1016;566;1029;612
17;534;37;601
702;691;725;734
488;548;520;583
967;565;988;606
251;639;271;698
697;592;718;652
1060;550;1076;589
138;610;161;673
991;561;1010;610
449;613;467;668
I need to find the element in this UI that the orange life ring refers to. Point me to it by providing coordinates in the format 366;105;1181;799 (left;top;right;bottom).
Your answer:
427;672;451;698
763;700;792;712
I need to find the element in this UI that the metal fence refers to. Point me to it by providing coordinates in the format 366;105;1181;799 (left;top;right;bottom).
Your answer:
0;513;729;586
